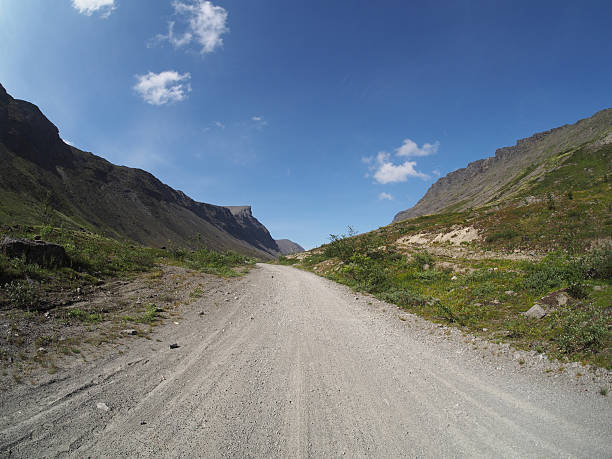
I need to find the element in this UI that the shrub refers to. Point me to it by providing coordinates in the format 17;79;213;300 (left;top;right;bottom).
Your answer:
323;226;358;261
523;252;583;294
341;253;389;292
277;256;298;265
555;305;609;355
3;280;40;310
140;303;158;323
580;244;612;280
485;228;519;243
412;251;434;270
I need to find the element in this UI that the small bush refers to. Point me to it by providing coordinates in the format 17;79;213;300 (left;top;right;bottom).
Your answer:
140;303;158;323
485;228;519;243
580;244;612;280
412;251;434;270
524;252;583;294
555;305;609;355
3;280;40;310
277;256;298;265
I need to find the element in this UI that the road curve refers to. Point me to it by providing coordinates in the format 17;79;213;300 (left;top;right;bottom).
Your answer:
1;263;610;457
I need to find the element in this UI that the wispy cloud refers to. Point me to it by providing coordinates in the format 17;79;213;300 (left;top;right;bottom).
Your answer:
378;192;393;200
215;121;225;129
133;71;191;106
153;0;229;54
71;0;115;17
395;138;439;157
251;115;268;130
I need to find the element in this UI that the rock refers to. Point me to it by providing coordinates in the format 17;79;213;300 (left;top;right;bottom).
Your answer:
451;275;458;281
423;264;430;271
96;402;110;412
522;304;548;319
0;237;69;267
504;290;516;296
122;329;138;335
199;311;205;315
540;290;570;308
169;343;179;349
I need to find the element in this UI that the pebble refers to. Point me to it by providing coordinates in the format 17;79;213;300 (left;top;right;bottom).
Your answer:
96;402;110;412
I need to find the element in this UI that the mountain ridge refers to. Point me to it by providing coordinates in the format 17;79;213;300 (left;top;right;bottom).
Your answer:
393;108;612;222
0;83;281;258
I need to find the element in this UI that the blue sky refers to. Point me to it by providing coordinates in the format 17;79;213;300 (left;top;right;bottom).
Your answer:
1;0;611;249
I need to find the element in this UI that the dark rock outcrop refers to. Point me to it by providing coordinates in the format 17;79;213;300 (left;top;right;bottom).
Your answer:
0;237;68;267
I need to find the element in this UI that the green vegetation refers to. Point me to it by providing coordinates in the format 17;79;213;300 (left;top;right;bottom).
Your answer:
287;226;612;368
0;224;257;310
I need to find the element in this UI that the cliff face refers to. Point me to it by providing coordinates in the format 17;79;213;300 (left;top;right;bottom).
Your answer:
0;83;280;258
393;108;612;223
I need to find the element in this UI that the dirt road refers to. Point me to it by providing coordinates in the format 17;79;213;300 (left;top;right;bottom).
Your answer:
1;264;610;457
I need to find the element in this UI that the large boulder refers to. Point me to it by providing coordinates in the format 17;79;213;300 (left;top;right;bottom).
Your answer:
0;237;69;267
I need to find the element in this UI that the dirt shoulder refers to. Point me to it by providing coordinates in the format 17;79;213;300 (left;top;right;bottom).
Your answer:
0;264;238;390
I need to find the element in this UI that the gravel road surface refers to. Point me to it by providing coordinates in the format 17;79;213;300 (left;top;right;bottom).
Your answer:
1;263;610;457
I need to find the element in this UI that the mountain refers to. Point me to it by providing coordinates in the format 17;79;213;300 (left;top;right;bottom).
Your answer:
0;83;280;258
393;109;612;222
275;239;305;255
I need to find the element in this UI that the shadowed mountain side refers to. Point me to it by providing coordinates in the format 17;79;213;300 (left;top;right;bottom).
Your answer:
393;108;612;222
0;83;280;258
275;239;305;255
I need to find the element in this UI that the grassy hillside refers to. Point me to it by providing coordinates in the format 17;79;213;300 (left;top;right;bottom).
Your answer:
281;143;612;369
0;224;255;311
394;108;612;222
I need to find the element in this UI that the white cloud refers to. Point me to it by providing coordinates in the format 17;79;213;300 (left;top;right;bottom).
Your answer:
71;0;115;17
364;151;429;184
395;138;439;157
215;121;225;129
374;160;429;183
133;71;191;106
378;192;393;201
156;0;229;54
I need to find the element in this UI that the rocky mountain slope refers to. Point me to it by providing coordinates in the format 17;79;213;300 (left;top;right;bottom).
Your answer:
0;83;280;258
275;239;305;255
393;109;612;222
